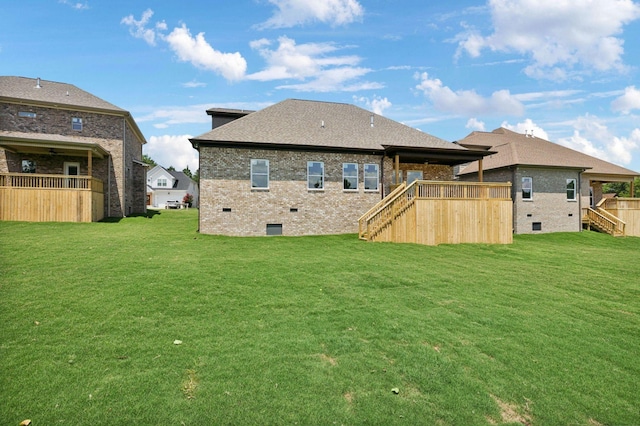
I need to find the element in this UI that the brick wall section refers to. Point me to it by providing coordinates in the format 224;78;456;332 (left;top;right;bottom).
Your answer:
0;101;146;217
460;167;582;233
200;147;386;236
382;160;453;192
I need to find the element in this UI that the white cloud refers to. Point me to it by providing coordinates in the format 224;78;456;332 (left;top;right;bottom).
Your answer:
353;96;392;115
500;118;549;140
182;80;207;88
414;72;524;116
144;134;198;172
59;0;89;10
247;36;380;92
165;24;247;81
122;10;247;81
465;118;485;131
611;86;640;114
556;115;640;166
121;9;158;46
455;0;640;79
136;104;213;128
257;0;364;29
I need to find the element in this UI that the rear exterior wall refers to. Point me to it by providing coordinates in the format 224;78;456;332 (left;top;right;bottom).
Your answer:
199;147;384;236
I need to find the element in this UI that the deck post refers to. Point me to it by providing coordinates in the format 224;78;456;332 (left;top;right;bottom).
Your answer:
394;154;400;185
87;150;92;177
478;158;484;183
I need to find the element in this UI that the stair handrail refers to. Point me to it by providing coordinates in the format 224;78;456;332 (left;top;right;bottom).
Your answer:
585;208;618;236
360;181;419;240
596;207;626;235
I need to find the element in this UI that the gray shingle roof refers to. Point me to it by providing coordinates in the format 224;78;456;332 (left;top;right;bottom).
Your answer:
193;99;466;152
0;76;126;112
458;128;639;177
168;170;195;191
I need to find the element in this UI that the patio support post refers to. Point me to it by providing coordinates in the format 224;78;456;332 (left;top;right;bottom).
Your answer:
478;158;484;183
87;150;92;177
394;154;400;185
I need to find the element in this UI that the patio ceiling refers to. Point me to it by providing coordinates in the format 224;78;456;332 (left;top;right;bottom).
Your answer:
0;131;110;158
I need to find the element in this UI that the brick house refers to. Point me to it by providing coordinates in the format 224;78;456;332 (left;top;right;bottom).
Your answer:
457;128;639;235
0;76;147;221
190;99;491;237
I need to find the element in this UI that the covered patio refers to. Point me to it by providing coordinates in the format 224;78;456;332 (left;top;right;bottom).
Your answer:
0;132;110;222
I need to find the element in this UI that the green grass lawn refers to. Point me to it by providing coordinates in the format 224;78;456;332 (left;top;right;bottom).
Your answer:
1;209;639;425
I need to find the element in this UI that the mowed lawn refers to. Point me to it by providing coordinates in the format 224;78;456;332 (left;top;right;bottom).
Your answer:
1;209;639;425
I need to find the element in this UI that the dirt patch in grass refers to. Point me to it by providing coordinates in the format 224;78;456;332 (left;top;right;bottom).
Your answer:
319;353;338;366
344;392;354;405
588;419;603;426
182;369;198;400
490;395;532;425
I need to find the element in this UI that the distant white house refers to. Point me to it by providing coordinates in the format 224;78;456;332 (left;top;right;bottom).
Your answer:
147;165;199;208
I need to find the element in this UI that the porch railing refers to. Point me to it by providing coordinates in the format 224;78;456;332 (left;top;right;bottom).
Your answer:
0;173;103;193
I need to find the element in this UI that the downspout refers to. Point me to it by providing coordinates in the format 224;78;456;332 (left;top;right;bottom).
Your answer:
512;166;517;234
108;154;111;217
380;155;385;199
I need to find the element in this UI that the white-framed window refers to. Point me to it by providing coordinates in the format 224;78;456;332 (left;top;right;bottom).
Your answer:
406;170;423;185
19;111;36;118
364;163;379;191
72;117;83;131
157;178;167;187
522;177;533;200
307;161;324;190
343;163;358;190
251;159;269;189
22;160;36;173
566;179;577;201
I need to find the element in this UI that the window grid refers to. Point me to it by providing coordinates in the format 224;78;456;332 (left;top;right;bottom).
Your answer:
364;164;379;191
251;159;269;189
342;163;358;190
72;117;82;131
566;179;576;200
522;177;532;200
307;161;324;190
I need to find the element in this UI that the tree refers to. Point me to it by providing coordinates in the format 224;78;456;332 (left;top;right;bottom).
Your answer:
168;166;176;171
142;154;157;167
193;168;199;183
182;166;193;178
603;177;640;197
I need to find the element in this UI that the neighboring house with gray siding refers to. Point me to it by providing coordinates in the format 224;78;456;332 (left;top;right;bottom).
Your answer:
191;99;489;237
457;128;639;234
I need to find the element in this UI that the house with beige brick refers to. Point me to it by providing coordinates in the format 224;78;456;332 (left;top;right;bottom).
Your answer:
190;99;501;239
457;128;640;236
0;76;147;222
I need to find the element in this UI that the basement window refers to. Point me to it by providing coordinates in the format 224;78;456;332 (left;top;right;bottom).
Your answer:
72;117;83;131
19;111;36;118
266;224;283;236
532;222;542;231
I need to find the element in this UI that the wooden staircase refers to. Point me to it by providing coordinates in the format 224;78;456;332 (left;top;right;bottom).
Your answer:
582;206;625;237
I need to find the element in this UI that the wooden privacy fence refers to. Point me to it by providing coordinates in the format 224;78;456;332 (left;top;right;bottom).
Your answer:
359;180;513;246
0;173;104;222
601;197;640;237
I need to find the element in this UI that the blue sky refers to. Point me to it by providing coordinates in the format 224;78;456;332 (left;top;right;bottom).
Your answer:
2;0;640;173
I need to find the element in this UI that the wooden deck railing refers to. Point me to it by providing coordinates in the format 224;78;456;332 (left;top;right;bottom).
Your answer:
0;173;103;193
0;173;105;222
359;180;512;243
